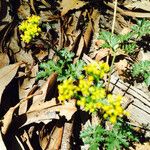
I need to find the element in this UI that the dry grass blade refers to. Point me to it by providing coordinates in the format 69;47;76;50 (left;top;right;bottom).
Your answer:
29;0;36;14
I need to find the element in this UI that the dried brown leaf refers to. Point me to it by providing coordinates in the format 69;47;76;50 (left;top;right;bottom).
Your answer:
1;107;17;134
39;127;51;150
95;48;110;61
18;65;38;115
9;27;21;54
28;73;57;110
17;2;31;19
22;131;34;150
60;0;87;16
58;99;77;120
0;62;21;104
0;53;9;69
47;125;63;150
29;0;36;14
23;99;59;126
21;99;77;127
15;50;34;65
124;0;150;12
0;131;7;150
75;36;84;60
35;50;48;62
115;59;128;76
1;93;41;135
60;121;73;150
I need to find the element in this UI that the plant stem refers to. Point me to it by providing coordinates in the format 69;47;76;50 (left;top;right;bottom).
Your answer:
111;0;118;34
106;51;116;92
106;0;118;93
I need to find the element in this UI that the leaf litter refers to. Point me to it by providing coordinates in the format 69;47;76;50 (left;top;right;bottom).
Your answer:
0;0;150;149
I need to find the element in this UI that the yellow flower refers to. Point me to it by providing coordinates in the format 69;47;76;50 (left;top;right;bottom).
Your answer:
84;61;110;79
27;15;40;24
58;78;78;102
110;115;117;124
19;15;41;43
94;94;129;124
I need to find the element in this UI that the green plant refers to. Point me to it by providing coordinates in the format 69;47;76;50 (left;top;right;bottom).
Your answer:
122;42;137;54
58;61;129;124
99;31;120;50
36;49;85;81
99;19;150;55
131;19;150;39
98;19;150;91
131;60;150;86
80;119;139;150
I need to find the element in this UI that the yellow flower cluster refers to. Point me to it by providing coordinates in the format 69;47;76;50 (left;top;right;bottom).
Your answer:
78;76;94;96
77;86;106;113
84;61;109;79
19;15;41;43
58;78;78;102
103;94;129;124
77;75;106;113
57;61;128;124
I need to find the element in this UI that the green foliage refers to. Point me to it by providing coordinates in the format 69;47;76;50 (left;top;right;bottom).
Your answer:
80;125;105;150
98;19;150;54
132;19;150;38
98;30;136;54
131;60;150;86
80;119;139;150
99;31;120;51
36;49;85;81
122;42;137;54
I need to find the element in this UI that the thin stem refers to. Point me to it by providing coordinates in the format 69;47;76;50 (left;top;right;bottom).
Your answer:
111;0;118;34
106;0;118;92
106;51;117;92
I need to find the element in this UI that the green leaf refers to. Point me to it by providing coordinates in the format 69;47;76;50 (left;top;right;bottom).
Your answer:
99;31;120;50
37;49;85;82
80;119;139;150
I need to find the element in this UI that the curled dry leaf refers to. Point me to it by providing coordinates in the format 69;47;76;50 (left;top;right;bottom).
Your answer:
124;0;150;12
17;2;31;19
15;50;34;65
95;48;110;61
60;0;87;16
21;99;77;127
21;131;34;150
19;65;38;115
47;125;63;150
35;50;48;62
28;73;58;110
0;53;10;69
0;62;21;104
39;127;50;150
115;59;128;76
1;93;41;135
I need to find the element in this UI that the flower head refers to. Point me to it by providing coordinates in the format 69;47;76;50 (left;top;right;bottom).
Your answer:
19;15;41;43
